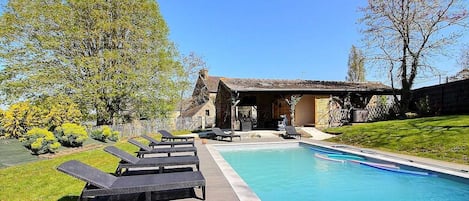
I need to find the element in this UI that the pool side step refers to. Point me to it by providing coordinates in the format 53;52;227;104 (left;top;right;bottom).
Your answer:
361;162;432;176
310;147;343;155
314;153;345;163
327;154;365;161
348;159;399;169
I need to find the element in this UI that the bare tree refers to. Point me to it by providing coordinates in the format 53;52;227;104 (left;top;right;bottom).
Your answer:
361;0;468;115
346;45;366;82
177;52;207;113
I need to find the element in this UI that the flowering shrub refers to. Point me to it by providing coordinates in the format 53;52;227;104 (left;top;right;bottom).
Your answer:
90;126;119;142
22;128;60;154
54;123;88;147
2;98;83;140
3;102;43;139
102;126;119;142
40;96;83;130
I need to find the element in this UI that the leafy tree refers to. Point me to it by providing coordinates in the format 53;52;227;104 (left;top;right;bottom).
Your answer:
360;0;468;115
346;45;366;82
0;0;182;125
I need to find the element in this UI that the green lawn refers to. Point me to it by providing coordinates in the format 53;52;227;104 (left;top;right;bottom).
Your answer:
0;139;141;201
325;115;469;164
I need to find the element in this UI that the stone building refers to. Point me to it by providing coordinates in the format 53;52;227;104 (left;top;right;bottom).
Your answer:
180;69;220;128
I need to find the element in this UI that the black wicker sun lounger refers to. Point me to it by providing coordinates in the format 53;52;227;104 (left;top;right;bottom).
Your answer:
158;130;195;142
212;128;241;142
128;139;197;157
57;160;206;201
284;126;301;139
104;146;199;175
141;134;194;148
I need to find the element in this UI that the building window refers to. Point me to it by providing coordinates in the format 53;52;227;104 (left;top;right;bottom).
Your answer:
205;110;210;116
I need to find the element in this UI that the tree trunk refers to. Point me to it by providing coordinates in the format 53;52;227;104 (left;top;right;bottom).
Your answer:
399;86;412;117
96;102;114;126
97;115;112;126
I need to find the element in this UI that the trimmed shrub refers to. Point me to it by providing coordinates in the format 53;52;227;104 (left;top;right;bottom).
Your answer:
90;129;106;142
90;126;119;142
54;123;88;147
22;128;60;154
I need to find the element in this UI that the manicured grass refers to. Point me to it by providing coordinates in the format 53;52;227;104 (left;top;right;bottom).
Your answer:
324;115;469;164
0;140;139;201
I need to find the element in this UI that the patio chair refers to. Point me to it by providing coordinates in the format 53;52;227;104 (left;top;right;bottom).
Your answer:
284;126;301;139
103;146;199;175
128;139;197;157
158;130;195;142
212;128;241;142
57;160;206;201
141;134;194;148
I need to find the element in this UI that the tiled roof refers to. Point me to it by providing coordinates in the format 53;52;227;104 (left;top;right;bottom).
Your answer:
206;76;221;93
181;102;206;117
219;78;393;93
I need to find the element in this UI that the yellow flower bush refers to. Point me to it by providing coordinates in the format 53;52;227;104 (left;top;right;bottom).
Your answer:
22;128;60;154
90;125;119;142
1;97;84;141
54;123;88;147
3;102;43;139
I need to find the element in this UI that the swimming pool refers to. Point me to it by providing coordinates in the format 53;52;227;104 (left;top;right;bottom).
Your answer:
213;142;469;201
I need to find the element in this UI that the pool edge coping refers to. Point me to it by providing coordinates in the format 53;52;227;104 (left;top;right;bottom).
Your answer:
206;143;263;201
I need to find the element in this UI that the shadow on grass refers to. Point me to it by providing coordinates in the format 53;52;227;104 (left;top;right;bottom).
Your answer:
57;196;79;201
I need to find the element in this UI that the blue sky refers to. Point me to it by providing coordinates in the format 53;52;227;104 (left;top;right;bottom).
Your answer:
158;0;368;82
158;0;467;87
0;0;466;87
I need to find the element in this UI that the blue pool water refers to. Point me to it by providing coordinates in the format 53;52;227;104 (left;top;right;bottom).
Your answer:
218;144;469;201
